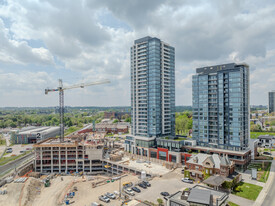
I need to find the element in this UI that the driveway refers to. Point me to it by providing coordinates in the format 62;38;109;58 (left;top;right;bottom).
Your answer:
239;171;265;187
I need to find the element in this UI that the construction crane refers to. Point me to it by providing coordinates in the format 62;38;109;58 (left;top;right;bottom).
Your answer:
45;79;110;142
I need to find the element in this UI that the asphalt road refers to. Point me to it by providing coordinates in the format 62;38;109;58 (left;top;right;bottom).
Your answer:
261;174;275;206
0;152;34;176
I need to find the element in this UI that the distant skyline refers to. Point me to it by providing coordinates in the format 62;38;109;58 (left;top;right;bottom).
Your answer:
0;0;275;107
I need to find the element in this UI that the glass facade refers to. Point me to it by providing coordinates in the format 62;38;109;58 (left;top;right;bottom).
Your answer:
269;91;275;113
192;63;249;151
131;36;175;138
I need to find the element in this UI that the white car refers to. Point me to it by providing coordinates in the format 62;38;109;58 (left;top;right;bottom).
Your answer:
114;190;120;196
181;178;193;184
105;192;116;199
124;188;135;196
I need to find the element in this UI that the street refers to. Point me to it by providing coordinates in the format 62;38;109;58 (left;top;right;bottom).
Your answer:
0;152;34;176
261;170;275;206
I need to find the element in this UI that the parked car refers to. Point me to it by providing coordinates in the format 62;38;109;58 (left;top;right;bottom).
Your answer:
6;150;12;153
263;152;271;155
105;192;116;199
114;190;120;196
181;178;193;183
19;150;25;153
143;181;151;187
98;195;110;203
138;183;147;189
91;202;101;206
124;188;135;196
132;187;141;193
160;192;170;196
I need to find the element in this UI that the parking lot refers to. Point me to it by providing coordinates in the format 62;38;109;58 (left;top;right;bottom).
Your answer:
135;168;194;204
70;175;139;206
5;144;33;157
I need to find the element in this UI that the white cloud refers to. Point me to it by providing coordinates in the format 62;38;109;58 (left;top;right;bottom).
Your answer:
0;0;274;106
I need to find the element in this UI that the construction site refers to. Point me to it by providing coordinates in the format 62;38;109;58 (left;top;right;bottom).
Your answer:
0;80;182;206
0;129;179;206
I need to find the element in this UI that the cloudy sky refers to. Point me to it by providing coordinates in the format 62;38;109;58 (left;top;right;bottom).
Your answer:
0;0;274;107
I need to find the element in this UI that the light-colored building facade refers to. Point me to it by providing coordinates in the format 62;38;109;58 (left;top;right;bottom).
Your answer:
131;36;175;138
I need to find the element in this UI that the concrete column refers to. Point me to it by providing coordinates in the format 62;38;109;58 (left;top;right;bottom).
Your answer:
34;149;37;172
59;147;61;173
76;146;78;173
65;147;67;173
51;147;53;173
40;148;43;173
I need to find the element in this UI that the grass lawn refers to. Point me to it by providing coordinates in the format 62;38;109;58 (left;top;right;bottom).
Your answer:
232;182;263;201
64;126;83;136
0;139;6;146
228;202;239;206
259;163;271;183
251;131;275;139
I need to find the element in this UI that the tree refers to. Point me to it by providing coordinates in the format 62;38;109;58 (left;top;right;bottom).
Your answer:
157;198;163;206
113;119;119;123
125;117;131;123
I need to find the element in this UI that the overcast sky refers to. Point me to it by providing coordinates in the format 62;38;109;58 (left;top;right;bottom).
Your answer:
0;0;274;107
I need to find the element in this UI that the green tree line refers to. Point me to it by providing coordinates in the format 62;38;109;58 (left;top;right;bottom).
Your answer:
0;111;105;128
175;111;193;136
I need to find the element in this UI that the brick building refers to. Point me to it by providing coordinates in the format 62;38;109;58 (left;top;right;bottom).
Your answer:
185;153;234;179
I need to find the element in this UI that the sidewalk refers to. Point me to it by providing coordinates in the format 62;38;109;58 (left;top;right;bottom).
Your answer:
228;194;254;206
253;160;275;206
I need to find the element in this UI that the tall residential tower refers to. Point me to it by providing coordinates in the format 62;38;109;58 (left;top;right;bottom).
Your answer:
131;36;175;139
268;91;275;114
192;63;249;151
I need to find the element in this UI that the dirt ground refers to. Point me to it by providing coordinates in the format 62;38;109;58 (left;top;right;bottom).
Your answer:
0;174;139;206
0;181;24;206
32;176;76;206
0;167;184;206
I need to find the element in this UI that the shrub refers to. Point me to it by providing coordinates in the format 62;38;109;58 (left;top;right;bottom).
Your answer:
234;186;242;192
222;181;233;189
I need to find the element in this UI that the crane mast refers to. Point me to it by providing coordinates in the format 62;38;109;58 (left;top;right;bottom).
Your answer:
45;79;110;142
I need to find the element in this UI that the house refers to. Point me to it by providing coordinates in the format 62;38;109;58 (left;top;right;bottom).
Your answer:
167;185;229;206
257;135;275;148
185;153;234;179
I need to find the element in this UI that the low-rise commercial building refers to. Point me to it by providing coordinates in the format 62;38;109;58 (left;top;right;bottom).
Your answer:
78;123;129;134
11;126;60;144
125;137;251;171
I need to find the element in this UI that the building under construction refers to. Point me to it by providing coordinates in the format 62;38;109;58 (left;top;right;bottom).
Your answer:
33;137;113;174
